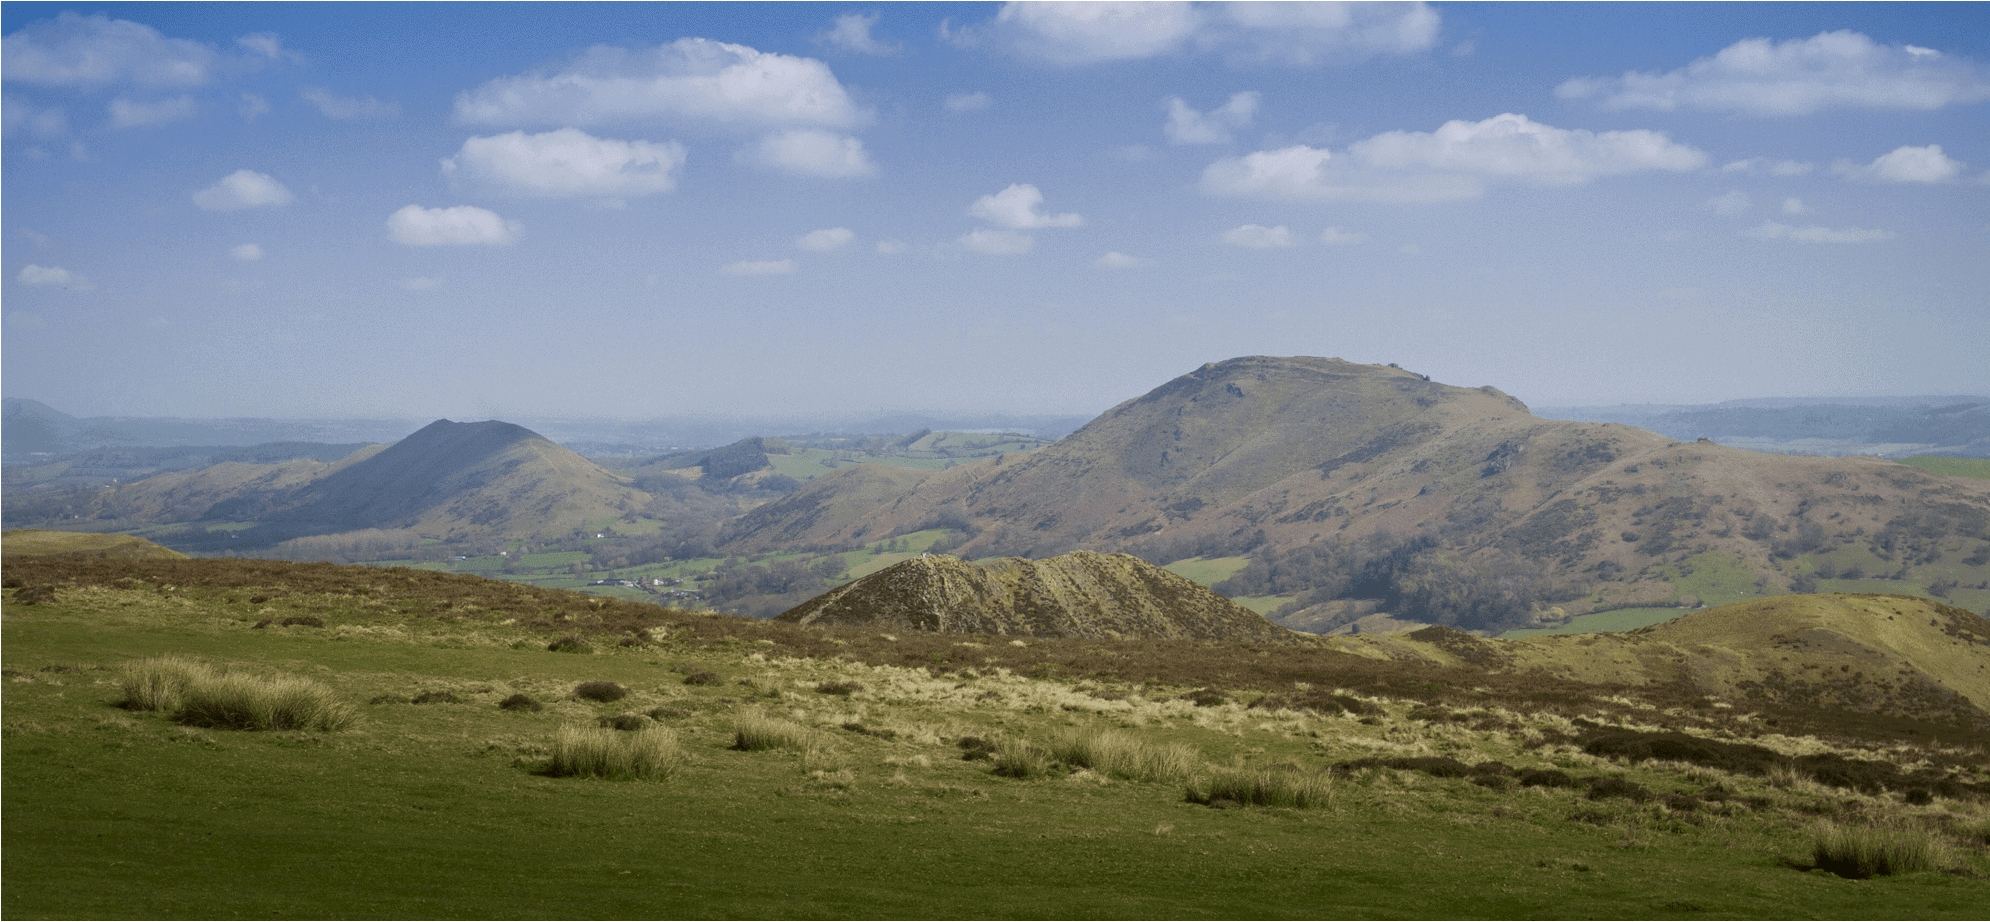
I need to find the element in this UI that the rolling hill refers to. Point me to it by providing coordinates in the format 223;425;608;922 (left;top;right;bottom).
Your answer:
777;550;1301;643
718;356;1990;634
0;529;187;560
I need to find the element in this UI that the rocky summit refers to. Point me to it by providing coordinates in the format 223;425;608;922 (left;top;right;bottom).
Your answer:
777;550;1301;643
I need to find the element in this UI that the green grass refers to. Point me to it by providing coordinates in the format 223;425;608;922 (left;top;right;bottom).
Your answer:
1161;556;1252;587
7;573;1990;918
1501;607;1692;639
1897;456;1990;480
1662;550;1769;607
1228;594;1297;616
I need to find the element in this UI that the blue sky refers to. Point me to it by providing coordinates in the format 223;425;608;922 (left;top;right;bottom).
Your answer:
5;2;1987;421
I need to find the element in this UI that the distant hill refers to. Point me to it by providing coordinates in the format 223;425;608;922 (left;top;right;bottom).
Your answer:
1536;397;1990;459
777;551;1301;643
1;397;423;464
721;356;1990;635
1;529;187;560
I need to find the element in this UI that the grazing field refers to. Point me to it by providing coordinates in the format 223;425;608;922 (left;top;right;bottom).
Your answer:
1899;456;1990;480
5;560;1987;918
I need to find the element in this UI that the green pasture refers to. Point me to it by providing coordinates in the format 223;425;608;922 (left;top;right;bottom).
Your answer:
1501;607;1691;639
1161;556;1252;587
1898;456;1990;480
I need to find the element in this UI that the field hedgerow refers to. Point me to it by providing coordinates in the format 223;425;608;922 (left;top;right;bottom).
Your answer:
547;725;682;781
1809;820;1954;879
1049;728;1199;784
173;672;358;732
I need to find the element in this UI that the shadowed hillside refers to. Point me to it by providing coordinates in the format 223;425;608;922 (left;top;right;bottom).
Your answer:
719;356;1990;634
777;551;1300;643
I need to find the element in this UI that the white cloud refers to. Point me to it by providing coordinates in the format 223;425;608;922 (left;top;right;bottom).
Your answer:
1223;224;1295;248
875;240;907;254
387;205;518;246
3;96;69;139
238;92;269;121
945;91;993;113
1203;114;1705;202
1721;157;1815;176
959;229;1034;255
1782;198;1808;215
966;1;1439;66
818;12;899;56
403;277;440;291
1096;251;1151;268
1833;144;1966;183
193;170;294;211
1319;227;1367;244
18;264;94;291
1556;30;1990;116
453;38;869;130
2;13;217;87
722;259;797;275
301;87;400;119
1747;221;1894;243
1164;90;1258;145
234;32;290;62
1706;191;1751;216
740;129;875;177
970;184;1083;229
108;95;196;129
797;227;855;251
229;243;263;261
443;129;685;197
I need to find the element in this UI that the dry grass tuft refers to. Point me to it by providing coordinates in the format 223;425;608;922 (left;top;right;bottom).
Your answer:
1049;727;1199;784
1809;819;1954;878
547;724;682;780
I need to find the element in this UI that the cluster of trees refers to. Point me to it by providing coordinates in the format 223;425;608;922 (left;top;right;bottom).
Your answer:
1213;533;1558;633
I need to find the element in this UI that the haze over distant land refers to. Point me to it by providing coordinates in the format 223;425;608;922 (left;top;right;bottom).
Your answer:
4;3;1986;420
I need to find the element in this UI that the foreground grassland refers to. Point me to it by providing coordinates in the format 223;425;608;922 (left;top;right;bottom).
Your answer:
5;563;1989;918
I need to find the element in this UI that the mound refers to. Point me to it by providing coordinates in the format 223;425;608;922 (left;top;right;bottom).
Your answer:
1;529;188;560
777;550;1302;643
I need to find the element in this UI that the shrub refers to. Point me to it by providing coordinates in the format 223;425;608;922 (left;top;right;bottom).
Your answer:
684;670;722;686
958;737;1000;762
411;690;462;705
117;656;214;712
731;710;815;751
573;681;627;703
1190;764;1334;809
547;725;682;781
1810;820;1951;879
14;585;58;604
279;615;324;628
814;681;864;696
1584;777;1652;802
499;693;544;712
547;635;590;654
175;673;357;731
1519;769;1578;788
1049;728;1199;784
1178;688;1230;707
599;714;650;731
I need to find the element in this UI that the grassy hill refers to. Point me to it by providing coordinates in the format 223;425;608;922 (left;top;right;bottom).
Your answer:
4;557;1987;917
716;357;1990;635
1;528;186;560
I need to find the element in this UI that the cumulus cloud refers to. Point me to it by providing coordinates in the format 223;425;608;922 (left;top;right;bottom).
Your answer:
1833;144;1966;183
740;129;875;177
444;129;686;197
2;13;218;87
387;205;518;246
722;258;797;275
453;38;869;130
945;91;993;113
1747;221;1894;243
963;1;1439;66
229;243;263;261
301;87;400;119
970;184;1083;229
1721;157;1815;176
1202;113;1705;202
193;169;294;211
1319;227;1367;244
797;227;855;251
17;264;94;291
238;92;270;121
1556;30;1990;116
875;240;907;254
1223;224;1295;247
1164;90;1258;144
959;229;1034;255
1096;251;1151;268
818;12;899;56
108;95;195;129
3;96;70;139
1782;198;1809;215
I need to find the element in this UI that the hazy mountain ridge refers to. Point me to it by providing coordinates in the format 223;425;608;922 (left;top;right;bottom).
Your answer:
1537;397;1990;459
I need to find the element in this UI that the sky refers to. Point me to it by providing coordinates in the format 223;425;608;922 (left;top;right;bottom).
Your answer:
4;2;1988;422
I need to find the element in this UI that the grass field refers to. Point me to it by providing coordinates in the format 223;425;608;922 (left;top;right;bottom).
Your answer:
1899;456;1990;480
1161;556;1253;587
6;565;1987;918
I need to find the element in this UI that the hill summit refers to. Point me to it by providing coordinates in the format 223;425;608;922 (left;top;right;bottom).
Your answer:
777;550;1300;643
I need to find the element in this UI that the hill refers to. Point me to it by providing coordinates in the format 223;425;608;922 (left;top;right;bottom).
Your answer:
777;551;1300;643
0;529;187;560
718;356;1990;634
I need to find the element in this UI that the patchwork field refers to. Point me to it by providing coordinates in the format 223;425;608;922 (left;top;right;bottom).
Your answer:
5;559;1987;918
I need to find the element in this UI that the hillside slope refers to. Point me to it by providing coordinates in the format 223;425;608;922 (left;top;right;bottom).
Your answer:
719;356;1990;633
777;551;1300;643
1;529;187;560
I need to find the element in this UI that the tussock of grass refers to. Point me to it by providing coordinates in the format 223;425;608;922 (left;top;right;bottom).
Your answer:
1049;728;1199;784
1809;819;1953;878
573;680;627;702
547;725;682;780
990;743;1056;780
175;673;357;731
1189;763;1334;808
730;710;815;751
117;655;213;712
